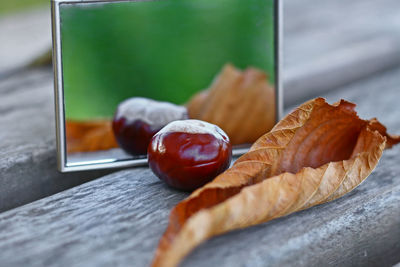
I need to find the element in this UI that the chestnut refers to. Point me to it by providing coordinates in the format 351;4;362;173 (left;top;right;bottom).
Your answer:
112;97;188;155
148;120;232;191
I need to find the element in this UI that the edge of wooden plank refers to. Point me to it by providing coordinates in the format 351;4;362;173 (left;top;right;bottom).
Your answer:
284;36;400;106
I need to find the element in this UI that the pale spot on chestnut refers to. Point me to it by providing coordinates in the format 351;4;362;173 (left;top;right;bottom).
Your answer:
112;97;188;155
148;120;232;191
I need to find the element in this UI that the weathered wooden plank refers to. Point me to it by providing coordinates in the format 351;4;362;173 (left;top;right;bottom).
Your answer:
0;66;399;266
283;0;400;105
2;0;400;212
0;9;51;77
0;68;112;211
284;0;400;66
284;36;400;106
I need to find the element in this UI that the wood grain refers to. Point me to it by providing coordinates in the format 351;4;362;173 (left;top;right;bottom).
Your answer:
0;66;399;266
0;69;112;212
2;0;400;213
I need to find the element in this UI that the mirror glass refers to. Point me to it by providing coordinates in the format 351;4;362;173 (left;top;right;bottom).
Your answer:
58;0;279;169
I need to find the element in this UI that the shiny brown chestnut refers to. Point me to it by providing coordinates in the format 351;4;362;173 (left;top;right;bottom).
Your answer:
112;97;188;155
148;120;232;191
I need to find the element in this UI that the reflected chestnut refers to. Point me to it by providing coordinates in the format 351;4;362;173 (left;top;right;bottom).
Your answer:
112;98;188;155
148;120;232;191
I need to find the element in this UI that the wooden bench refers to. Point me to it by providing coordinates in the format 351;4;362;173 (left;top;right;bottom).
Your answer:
1;0;400;266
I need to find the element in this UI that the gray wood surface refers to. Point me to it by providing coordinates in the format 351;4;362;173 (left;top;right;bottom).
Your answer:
2;0;400;212
0;9;51;78
0;66;399;267
0;68;113;211
283;0;400;105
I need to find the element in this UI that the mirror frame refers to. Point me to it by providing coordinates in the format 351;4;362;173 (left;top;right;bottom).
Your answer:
51;0;283;172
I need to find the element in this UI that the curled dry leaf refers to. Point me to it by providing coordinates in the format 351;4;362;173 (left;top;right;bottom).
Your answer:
187;64;276;145
66;120;118;153
152;98;400;267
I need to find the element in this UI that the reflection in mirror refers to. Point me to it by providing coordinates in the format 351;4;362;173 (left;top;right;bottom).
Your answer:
58;0;278;169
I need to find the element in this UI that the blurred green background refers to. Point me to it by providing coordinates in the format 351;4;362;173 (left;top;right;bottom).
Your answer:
0;0;47;15
61;0;275;120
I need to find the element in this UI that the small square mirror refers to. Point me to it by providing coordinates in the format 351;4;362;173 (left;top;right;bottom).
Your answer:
51;0;282;172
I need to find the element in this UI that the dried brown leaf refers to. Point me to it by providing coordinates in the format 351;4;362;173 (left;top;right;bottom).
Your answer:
151;98;400;267
66;120;118;153
187;64;276;145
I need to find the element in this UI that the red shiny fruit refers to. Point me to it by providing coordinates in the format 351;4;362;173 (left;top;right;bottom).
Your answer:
112;97;188;155
148;120;232;191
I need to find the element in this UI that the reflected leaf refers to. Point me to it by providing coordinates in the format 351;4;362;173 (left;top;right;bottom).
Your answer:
66;120;118;153
187;64;276;145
